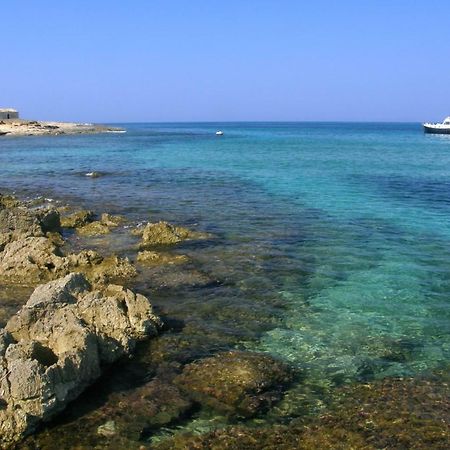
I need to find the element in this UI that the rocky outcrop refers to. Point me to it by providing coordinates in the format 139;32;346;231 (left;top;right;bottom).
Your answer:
0;237;136;286
0;198;136;286
137;221;210;247
0;237;65;284
0;120;125;137
174;351;293;418
77;221;111;236
0;273;162;446
100;213;125;227
67;252;137;284
60;210;94;228
0;203;60;250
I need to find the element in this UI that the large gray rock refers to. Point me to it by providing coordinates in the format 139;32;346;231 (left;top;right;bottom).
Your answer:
0;273;162;446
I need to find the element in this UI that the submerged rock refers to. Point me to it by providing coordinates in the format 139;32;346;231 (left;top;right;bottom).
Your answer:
93;378;193;441
155;373;450;450
143;265;215;289
138;221;209;247
0;273;162;446
174;351;293;418
85;171;102;178
60;210;94;228
153;422;368;450
137;250;189;266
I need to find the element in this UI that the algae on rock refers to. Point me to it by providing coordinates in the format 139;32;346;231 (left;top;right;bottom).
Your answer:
137;250;189;266
138;221;210;247
174;351;293;418
60;210;94;228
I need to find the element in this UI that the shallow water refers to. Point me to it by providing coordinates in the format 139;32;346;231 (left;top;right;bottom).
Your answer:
1;122;450;444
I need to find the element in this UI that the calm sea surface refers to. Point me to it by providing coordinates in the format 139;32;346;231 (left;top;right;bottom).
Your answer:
1;122;449;437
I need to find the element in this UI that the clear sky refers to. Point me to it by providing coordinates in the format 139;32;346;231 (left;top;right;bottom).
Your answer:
2;0;449;122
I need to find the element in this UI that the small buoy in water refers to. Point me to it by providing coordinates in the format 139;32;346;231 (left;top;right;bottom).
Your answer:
85;171;101;178
216;130;224;136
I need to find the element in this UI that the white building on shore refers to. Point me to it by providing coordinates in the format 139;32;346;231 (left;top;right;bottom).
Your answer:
0;109;19;120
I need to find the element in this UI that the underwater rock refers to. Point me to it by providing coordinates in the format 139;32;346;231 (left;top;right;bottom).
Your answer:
152;422;369;450
85;171;102;178
144;265;215;289
137;250;189;266
99;378;193;441
97;420;117;437
77;221;111;236
0;273;162;447
60;210;94;228
174;351;293;418
138;221;209;247
155;371;450;450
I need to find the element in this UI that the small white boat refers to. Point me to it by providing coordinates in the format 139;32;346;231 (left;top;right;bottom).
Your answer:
423;116;450;134
215;130;224;136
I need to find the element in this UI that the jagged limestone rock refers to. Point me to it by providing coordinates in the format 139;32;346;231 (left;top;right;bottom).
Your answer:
0;237;136;286
0;273;162;446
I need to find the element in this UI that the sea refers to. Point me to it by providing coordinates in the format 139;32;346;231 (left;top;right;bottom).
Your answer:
1;122;449;443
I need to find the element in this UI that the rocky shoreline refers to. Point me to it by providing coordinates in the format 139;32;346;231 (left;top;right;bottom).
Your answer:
0;192;214;446
0;119;124;137
0;192;449;449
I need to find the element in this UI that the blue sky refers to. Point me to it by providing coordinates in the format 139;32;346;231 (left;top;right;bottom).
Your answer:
2;1;449;122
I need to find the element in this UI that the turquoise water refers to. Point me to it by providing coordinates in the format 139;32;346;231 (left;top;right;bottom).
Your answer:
1;122;449;388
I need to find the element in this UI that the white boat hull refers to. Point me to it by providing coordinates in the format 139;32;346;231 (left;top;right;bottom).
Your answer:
423;124;450;135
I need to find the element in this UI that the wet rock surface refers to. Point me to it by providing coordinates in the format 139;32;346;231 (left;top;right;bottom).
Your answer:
0;237;136;286
60;210;94;228
0;273;162;447
138;221;210;247
137;250;189;266
0;197;137;286
77;221;111;236
153;374;450;450
100;213;125;227
174;351;294;418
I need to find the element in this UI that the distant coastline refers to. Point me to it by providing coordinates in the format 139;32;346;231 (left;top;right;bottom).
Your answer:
0;119;125;137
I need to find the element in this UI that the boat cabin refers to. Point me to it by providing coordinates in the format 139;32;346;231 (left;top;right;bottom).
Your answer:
0;109;19;120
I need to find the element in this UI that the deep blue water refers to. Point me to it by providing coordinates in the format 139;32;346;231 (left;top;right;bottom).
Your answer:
1;122;449;388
